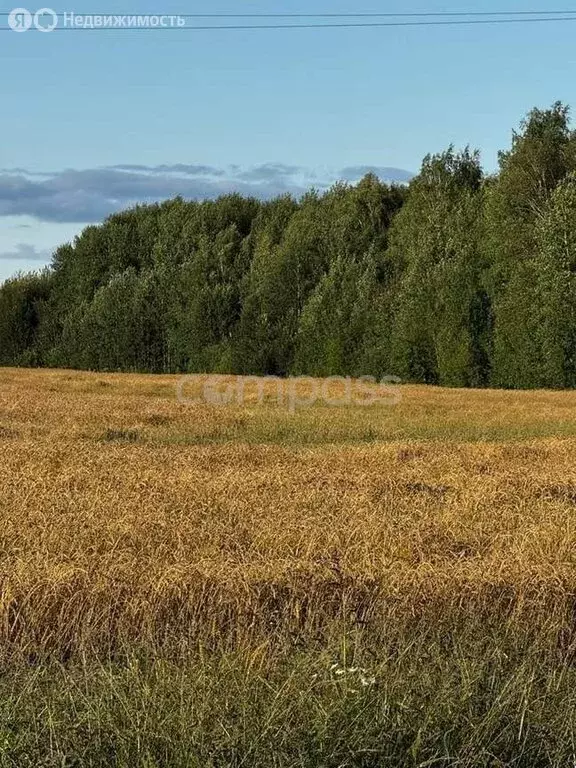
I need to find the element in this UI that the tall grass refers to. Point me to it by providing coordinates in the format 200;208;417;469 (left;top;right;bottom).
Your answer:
1;368;576;764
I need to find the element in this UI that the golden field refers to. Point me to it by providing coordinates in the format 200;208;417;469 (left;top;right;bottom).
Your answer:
1;367;576;657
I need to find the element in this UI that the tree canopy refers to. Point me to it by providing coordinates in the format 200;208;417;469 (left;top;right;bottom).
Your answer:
2;104;576;390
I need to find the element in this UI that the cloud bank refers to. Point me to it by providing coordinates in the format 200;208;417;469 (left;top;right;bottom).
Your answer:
0;163;413;225
0;243;51;263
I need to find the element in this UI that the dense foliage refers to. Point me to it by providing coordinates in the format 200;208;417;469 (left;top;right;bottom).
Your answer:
3;103;576;389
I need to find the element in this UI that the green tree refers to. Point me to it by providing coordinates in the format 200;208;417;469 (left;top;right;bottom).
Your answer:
389;148;486;386
530;174;576;387
485;102;576;387
0;271;51;366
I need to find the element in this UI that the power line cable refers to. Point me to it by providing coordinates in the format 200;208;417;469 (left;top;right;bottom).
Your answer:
2;8;576;16
3;13;576;30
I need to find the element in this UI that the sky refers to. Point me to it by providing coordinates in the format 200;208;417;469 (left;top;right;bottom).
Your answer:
1;0;576;281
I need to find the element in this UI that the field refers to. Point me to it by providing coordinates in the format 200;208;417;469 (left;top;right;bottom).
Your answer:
1;368;576;766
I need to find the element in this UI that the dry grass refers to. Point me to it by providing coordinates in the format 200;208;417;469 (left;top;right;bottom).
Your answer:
1;367;576;658
4;368;576;764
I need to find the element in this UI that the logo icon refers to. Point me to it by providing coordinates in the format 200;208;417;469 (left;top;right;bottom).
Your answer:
8;7;58;31
34;7;57;31
8;7;32;31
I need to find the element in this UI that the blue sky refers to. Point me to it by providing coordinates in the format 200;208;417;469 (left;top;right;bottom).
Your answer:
1;0;576;281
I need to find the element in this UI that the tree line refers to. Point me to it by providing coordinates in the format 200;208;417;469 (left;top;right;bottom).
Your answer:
3;102;576;389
